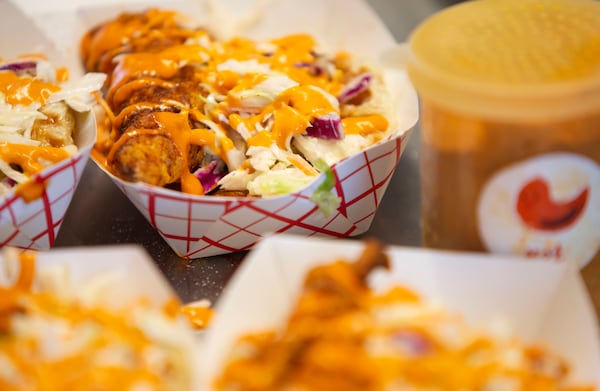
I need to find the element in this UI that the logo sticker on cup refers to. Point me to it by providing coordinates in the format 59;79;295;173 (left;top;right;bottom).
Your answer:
477;152;600;267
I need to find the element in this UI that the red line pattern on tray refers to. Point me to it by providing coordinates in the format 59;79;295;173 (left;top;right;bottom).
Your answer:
0;152;89;250
110;134;406;259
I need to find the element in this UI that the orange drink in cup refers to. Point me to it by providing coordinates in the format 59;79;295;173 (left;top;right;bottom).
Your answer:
406;0;600;308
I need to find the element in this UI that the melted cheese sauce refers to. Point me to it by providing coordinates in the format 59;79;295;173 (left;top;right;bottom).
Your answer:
0;55;76;202
80;8;184;71
216;253;594;391
85;9;391;196
0;72;60;106
0;143;70;177
180;301;215;330
0;251;194;391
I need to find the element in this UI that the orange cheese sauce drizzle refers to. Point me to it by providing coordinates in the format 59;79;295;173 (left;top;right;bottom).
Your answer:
87;9;391;196
0;250;196;391
0;55;83;202
0;71;60;106
0;143;70;177
215;247;594;391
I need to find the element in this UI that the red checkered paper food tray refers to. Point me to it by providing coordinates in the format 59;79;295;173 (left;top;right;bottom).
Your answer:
0;112;96;250
100;131;410;258
81;0;419;258
0;1;97;250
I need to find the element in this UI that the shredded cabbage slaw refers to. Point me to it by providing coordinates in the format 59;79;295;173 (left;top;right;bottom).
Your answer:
0;248;197;391
0;55;105;198
84;9;397;212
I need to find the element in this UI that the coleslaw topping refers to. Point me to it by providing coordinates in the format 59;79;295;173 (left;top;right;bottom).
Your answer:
216;241;595;391
0;55;105;200
84;9;396;201
0;248;197;391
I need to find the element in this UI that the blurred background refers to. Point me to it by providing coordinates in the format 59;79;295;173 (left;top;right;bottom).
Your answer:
367;0;462;41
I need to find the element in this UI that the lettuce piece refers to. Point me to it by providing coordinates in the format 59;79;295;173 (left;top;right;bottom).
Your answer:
310;159;341;217
247;169;313;196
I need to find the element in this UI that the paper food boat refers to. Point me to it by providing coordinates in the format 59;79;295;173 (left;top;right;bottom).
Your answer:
0;244;201;390
0;1;96;250
200;235;600;390
10;245;179;310
73;0;419;259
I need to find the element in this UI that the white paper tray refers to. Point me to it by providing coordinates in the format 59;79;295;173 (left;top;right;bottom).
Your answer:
200;235;600;389
16;0;419;258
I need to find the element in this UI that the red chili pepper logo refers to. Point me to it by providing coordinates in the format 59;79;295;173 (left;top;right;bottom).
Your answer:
516;177;589;231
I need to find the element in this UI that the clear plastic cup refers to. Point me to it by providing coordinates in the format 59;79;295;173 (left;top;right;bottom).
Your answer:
406;0;600;309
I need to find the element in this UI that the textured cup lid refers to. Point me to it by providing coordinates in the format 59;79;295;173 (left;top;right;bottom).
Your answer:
407;0;600;121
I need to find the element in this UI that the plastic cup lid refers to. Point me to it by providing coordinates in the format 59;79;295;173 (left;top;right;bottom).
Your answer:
406;0;600;121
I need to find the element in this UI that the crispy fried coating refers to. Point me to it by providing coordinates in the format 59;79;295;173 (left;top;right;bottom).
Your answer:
108;130;184;187
215;240;390;391
96;30;197;76
108;105;211;188
116;105;179;135
109;66;205;111
293;239;389;320
110;80;190;113
304;239;388;293
83;10;225;195
80;9;193;73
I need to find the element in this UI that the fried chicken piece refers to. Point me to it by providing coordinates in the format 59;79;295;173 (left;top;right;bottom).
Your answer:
109;79;189;113
80;9;188;72
115;104;180;135
31;102;76;148
96;29;198;76
109;65;205;112
82;10;220;192
215;240;389;391
351;239;390;281
108;130;184;186
295;239;389;318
